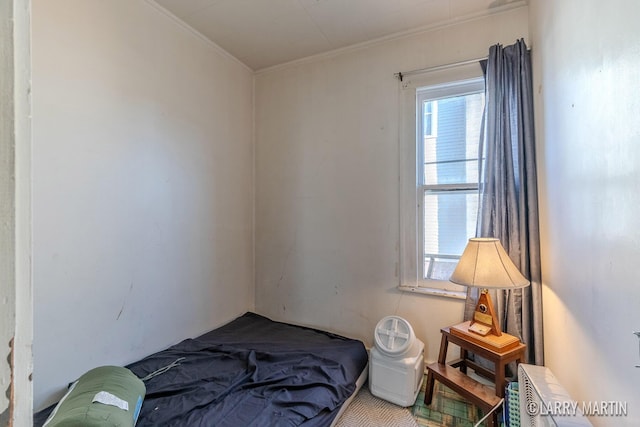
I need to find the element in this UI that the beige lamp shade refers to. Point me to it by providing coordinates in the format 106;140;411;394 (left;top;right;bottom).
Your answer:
450;237;530;289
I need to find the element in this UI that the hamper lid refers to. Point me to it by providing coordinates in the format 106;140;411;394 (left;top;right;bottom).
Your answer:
373;315;416;357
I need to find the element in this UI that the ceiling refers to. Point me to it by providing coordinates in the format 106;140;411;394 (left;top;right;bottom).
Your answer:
153;0;525;71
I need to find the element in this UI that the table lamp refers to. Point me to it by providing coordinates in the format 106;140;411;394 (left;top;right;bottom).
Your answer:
450;237;530;337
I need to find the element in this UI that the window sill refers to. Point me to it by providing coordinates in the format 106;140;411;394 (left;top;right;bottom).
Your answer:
398;285;467;300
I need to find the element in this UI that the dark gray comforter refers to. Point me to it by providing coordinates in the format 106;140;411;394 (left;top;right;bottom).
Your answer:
35;312;368;427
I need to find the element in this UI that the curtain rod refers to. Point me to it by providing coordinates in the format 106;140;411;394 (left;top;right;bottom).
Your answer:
395;56;486;81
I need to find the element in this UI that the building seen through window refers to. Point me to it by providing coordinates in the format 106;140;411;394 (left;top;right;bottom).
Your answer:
418;88;484;283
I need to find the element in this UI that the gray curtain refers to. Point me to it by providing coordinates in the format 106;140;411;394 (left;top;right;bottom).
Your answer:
464;39;544;366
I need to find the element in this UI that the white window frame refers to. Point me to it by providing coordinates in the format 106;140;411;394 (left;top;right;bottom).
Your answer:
398;63;484;298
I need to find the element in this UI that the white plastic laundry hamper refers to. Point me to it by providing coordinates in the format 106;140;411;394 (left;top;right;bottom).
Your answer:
369;316;424;407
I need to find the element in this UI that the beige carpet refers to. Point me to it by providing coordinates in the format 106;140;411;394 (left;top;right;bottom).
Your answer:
335;385;419;427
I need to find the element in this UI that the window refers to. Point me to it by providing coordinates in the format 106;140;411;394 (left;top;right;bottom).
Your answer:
399;64;485;297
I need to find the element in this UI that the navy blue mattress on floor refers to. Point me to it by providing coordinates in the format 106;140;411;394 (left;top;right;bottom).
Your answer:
35;312;368;427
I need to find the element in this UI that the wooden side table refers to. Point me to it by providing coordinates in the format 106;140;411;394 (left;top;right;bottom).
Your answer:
424;322;526;426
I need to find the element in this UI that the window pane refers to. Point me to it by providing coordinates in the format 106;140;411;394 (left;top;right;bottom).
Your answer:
423;92;484;185
423;101;436;137
424;256;459;281
423;190;478;280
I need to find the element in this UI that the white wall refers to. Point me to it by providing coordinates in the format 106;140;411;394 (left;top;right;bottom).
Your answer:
32;0;254;409
254;7;529;361
530;0;640;425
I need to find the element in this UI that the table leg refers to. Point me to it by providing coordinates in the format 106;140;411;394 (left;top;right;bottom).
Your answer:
495;364;506;398
497;350;526;397
459;348;468;374
423;370;436;405
426;333;449;405
489;412;497;427
437;333;449;364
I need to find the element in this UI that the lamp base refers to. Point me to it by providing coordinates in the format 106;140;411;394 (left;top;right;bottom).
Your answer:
467;322;492;336
450;321;520;351
469;289;502;337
